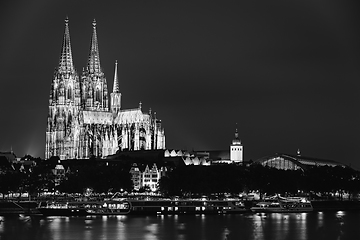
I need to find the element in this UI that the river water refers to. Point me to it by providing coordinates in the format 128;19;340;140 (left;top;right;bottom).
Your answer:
1;211;359;240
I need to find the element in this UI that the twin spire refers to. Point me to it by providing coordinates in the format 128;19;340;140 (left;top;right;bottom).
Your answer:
58;18;119;93
58;17;74;73
88;19;101;74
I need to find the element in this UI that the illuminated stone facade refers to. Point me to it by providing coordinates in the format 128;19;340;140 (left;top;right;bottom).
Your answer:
130;163;168;191
45;19;165;160
230;128;243;162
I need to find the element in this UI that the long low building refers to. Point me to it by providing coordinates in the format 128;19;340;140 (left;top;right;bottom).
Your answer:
255;152;349;171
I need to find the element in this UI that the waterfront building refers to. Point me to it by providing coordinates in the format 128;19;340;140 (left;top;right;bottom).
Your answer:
129;163;142;190
52;164;68;186
255;151;349;171
0;151;37;174
142;164;160;192
130;163;169;191
45;18;165;160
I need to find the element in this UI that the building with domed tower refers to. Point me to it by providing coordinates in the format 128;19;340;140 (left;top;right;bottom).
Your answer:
45;18;165;160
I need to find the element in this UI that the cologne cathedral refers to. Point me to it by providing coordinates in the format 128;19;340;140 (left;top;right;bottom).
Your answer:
45;18;165;160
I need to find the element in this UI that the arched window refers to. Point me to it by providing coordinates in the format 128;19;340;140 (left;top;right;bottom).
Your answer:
67;112;72;125
88;86;93;98
67;87;72;100
95;88;101;102
58;84;65;96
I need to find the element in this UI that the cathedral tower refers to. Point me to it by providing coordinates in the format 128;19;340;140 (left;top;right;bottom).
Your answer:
81;19;109;111
230;126;243;162
46;19;166;160
45;18;81;159
110;60;122;113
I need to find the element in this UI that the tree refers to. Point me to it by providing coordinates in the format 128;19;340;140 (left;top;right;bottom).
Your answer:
0;172;23;198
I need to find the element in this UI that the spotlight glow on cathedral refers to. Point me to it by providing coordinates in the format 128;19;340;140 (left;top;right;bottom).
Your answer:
45;18;165;160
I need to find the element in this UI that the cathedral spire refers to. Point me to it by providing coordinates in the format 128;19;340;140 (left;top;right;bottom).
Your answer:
232;123;241;145
235;124;239;139
113;60;120;93
58;17;74;73
110;60;121;113
82;19;108;111
88;19;101;73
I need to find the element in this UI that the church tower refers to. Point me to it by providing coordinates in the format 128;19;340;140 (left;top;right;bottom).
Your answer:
230;126;243;163
45;18;81;159
46;19;166;160
110;60;122;113
81;19;109;111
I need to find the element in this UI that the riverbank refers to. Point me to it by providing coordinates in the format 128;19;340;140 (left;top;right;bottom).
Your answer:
311;200;360;211
1;199;360;216
0;201;38;215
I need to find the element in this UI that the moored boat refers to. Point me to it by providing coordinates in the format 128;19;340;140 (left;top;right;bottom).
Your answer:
250;196;313;213
128;198;247;215
37;200;131;216
37;198;247;216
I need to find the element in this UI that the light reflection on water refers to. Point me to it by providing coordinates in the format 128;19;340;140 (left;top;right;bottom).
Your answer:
0;216;4;233
0;211;360;240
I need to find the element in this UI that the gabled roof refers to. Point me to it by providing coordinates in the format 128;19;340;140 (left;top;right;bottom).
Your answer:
114;108;150;124
0;156;13;169
0;151;17;162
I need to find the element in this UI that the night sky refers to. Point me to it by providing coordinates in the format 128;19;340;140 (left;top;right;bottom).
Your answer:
0;1;359;169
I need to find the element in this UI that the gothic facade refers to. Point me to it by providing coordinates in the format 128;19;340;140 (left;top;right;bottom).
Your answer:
45;19;165;160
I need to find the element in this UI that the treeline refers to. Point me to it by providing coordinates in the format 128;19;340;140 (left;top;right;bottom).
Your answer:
0;158;133;198
158;164;360;199
1;158;360;200
57;162;133;194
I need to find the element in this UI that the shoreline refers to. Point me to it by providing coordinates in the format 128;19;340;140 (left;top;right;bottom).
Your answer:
2;199;360;215
311;200;360;211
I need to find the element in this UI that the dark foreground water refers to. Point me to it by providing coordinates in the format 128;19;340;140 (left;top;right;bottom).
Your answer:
1;211;360;240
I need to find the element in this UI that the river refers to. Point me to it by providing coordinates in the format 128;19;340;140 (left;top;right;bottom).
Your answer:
1;211;359;240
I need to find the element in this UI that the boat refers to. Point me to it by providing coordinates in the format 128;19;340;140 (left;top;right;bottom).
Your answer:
37;200;131;216
250;195;313;213
37;198;247;216
120;198;247;215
